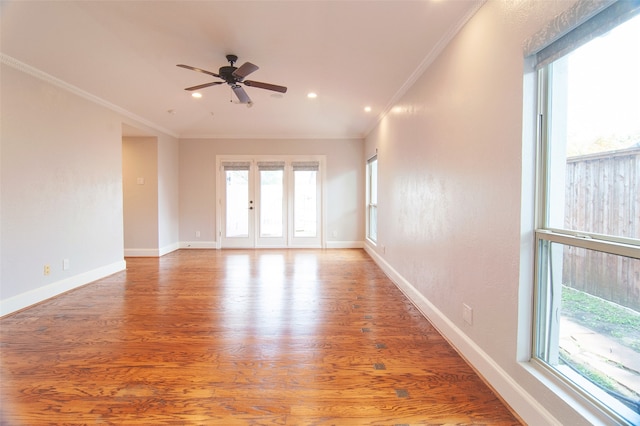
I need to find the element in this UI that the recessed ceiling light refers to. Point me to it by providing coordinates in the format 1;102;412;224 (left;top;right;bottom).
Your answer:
192;92;202;99
307;92;317;99
364;106;372;112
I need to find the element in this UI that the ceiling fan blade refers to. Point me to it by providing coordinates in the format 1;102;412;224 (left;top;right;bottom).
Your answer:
243;80;287;93
184;81;224;91
176;64;220;78
232;62;259;80
232;84;252;104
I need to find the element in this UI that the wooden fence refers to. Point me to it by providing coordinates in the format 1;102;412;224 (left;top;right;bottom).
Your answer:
562;146;640;311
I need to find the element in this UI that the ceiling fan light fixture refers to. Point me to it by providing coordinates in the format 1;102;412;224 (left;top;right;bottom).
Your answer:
364;106;372;112
191;92;203;98
307;92;317;99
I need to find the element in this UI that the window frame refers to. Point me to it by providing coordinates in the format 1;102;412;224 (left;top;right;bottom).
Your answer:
366;155;378;243
531;6;640;424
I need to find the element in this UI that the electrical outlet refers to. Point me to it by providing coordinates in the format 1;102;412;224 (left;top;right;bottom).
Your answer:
463;303;473;325
195;231;201;238
63;259;70;271
44;264;51;276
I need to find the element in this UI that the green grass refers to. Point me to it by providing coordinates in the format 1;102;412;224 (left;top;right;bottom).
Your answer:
560;352;617;389
560;286;640;411
562;285;640;352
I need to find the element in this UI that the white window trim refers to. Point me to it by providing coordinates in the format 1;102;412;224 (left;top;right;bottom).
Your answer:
521;2;640;425
366;154;378;244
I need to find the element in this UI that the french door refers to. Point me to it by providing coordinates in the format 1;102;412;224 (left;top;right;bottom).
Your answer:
220;161;254;248
218;156;323;248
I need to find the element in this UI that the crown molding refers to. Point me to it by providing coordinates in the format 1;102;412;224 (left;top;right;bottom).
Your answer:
178;133;364;141
364;0;486;139
1;53;179;139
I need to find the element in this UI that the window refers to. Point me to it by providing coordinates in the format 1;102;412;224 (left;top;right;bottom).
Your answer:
367;155;378;242
533;4;640;424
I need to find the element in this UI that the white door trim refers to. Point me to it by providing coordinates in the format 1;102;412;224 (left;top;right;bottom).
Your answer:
215;155;326;249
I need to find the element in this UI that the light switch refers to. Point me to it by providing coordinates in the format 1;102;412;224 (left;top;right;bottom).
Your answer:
137;177;145;185
463;303;473;325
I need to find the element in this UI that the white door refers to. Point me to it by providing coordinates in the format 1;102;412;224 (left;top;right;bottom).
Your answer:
220;162;254;248
256;161;286;247
289;161;321;248
219;157;323;249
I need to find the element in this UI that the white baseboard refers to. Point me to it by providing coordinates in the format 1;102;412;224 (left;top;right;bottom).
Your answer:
176;241;362;249
124;244;179;257
0;260;126;317
124;248;160;257
159;242;180;256
179;241;217;249
326;240;364;249
363;245;559;426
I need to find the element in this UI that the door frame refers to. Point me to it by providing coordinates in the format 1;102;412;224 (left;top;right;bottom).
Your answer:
215;154;326;249
219;161;254;248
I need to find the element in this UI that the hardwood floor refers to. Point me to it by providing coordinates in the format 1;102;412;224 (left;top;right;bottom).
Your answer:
1;249;521;425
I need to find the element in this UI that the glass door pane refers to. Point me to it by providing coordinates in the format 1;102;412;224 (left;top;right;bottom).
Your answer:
226;170;249;237
221;165;254;248
257;168;286;247
294;170;317;237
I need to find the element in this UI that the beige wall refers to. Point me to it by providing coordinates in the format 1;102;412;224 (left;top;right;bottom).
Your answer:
122;137;159;254
122;134;180;256
157;134;180;253
1;63;180;313
2;1;607;422
179;138;364;247
364;0;609;425
1;64;126;311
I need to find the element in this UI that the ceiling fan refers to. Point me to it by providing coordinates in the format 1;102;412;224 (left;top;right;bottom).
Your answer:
177;54;287;105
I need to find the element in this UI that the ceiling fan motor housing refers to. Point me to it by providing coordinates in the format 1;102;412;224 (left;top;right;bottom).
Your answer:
219;54;240;83
219;65;238;83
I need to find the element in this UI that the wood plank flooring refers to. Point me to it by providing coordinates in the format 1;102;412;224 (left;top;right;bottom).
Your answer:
0;249;521;425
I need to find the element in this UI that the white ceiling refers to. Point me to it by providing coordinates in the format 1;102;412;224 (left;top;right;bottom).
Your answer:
1;1;481;139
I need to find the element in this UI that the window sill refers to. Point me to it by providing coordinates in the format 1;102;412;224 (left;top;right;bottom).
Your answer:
520;359;639;425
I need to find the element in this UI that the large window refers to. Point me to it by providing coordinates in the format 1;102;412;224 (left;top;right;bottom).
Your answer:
367;155;378;242
533;4;640;424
